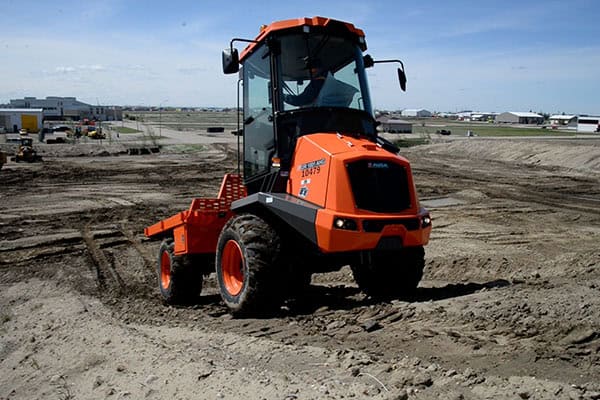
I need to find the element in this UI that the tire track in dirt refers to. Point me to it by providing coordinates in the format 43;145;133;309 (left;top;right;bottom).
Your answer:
119;224;155;271
81;225;125;293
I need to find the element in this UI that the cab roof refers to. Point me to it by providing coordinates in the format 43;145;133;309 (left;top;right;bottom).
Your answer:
239;16;367;62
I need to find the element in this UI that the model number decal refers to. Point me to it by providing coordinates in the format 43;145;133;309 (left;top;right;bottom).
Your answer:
301;166;320;177
299;158;326;171
299;158;325;177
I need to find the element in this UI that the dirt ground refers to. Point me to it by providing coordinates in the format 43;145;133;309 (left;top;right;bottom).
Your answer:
1;132;599;400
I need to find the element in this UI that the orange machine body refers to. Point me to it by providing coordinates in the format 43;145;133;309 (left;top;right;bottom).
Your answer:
287;133;431;253
144;174;246;255
146;16;430;259
239;16;366;62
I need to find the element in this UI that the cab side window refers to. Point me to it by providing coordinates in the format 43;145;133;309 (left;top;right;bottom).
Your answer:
243;47;274;178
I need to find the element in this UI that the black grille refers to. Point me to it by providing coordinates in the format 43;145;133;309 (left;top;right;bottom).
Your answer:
362;218;420;233
346;160;411;213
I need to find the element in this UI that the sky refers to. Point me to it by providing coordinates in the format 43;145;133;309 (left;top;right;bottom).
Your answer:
1;0;599;114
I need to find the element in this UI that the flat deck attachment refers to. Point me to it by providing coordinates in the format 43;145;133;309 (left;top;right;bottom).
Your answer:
144;174;246;255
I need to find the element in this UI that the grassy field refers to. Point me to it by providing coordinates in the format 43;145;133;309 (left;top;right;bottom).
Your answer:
113;126;141;134
410;119;581;137
126;110;239;132
124;110;593;138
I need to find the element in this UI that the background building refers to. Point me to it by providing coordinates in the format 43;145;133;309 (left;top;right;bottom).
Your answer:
401;108;432;118
549;115;577;128
9;97;122;121
0;108;43;133
496;112;544;124
470;112;497;122
378;118;413;133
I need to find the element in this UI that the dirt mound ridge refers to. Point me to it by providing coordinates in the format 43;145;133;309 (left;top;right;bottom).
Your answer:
425;139;600;173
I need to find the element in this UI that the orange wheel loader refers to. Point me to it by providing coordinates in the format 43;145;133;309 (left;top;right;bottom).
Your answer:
145;16;432;315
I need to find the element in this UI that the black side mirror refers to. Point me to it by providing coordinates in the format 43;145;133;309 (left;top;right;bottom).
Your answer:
397;67;407;91
364;56;407;91
222;48;239;74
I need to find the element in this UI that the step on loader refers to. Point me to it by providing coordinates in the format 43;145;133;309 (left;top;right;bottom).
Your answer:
145;16;432;315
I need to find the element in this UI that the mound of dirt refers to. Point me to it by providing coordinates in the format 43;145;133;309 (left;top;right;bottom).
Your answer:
424;138;600;173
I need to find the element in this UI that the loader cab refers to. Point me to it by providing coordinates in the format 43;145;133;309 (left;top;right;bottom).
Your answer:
20;137;34;148
225;19;380;194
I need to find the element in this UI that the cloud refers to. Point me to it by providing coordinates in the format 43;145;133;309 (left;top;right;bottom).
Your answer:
55;66;76;74
53;65;107;74
176;66;208;75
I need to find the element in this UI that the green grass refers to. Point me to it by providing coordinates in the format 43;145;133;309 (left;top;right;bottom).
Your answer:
411;121;581;137
129;110;239;132
393;138;430;147
114;126;141;134
128;111;591;138
445;126;577;137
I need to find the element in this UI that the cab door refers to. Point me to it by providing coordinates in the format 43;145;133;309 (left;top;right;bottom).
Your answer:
243;44;275;192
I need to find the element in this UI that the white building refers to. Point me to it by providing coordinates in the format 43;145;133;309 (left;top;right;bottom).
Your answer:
0;108;44;133
496;112;544;124
437;112;458;119
456;111;473;121
401;109;432;118
9;97;122;121
549;115;577;127
577;116;600;133
470;112;497;122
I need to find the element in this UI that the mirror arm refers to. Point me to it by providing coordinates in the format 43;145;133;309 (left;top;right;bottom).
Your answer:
371;59;405;70
229;38;259;51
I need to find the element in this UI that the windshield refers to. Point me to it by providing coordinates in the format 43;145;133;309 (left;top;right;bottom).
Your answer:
277;33;372;114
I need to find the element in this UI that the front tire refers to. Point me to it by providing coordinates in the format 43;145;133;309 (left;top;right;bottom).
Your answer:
351;246;425;299
216;214;282;315
157;239;203;304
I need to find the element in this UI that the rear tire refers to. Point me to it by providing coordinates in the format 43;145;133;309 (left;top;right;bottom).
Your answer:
351;246;425;299
216;214;282;315
157;239;203;304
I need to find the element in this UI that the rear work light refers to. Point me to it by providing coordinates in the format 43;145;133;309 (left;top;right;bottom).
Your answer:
421;215;432;228
333;217;358;231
